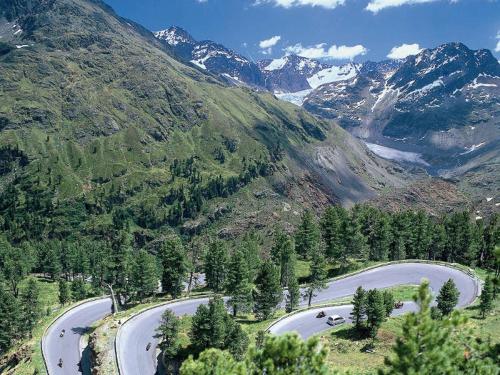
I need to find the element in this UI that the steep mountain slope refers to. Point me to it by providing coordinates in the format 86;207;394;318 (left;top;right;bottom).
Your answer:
0;0;407;242
304;43;500;177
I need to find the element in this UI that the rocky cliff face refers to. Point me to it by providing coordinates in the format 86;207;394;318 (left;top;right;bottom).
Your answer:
304;43;500;176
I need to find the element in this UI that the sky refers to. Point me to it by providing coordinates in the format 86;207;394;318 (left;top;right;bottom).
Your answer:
104;0;500;63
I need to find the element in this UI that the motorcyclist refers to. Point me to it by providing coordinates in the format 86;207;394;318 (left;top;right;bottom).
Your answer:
60;329;65;337
58;358;63;367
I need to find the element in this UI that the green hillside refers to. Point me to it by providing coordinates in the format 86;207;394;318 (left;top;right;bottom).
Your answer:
0;0;407;243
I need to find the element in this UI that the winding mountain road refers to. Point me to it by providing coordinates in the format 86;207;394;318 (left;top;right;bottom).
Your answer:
116;262;478;375
42;297;112;375
41;263;478;375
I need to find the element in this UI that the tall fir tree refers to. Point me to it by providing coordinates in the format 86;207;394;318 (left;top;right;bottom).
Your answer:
58;279;71;305
365;289;386;338
132;250;159;302
370;214;392;261
304;245;327;307
21;278;42;337
346;220;369;260
382;290;395;317
295;210;321;258
253;260;283;320
479;276;494;318
155;309;181;361
271;231;297;288
226;249;253;317
71;277;87;301
436;279;460;316
320;206;346;261
0;286;19;352
158;236;188;298
285;274;300;313
204;240;228;293
350;286;367;332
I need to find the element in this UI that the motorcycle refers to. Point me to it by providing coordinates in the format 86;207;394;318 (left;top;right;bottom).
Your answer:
394;301;404;309
58;358;63;368
60;329;65;338
146;342;152;351
316;311;326;318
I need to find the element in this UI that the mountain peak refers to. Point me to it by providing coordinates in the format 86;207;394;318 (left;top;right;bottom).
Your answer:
155;26;195;46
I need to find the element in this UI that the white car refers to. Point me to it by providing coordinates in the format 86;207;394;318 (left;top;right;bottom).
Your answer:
327;315;345;326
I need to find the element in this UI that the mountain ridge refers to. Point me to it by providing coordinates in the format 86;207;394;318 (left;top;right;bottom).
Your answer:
0;0;408;244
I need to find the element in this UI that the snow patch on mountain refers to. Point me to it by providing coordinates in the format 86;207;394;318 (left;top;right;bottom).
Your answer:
307;64;359;89
365;143;430;166
460;142;486;155
275;89;313;106
264;57;288;71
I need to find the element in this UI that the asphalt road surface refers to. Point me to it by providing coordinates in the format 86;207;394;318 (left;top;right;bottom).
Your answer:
116;263;478;375
42;297;112;375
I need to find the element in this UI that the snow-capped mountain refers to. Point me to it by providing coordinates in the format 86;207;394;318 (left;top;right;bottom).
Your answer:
155;27;362;98
155;26;265;87
304;43;500;173
257;55;361;105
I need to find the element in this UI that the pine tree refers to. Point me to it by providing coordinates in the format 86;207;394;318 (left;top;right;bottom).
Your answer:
21;278;42;337
285;275;300;313
71;278;87;301
190;296;227;352
370;214;392;261
295;210;321;258
479;276;494;318
225;322;249;360
346;221;369;260
204;240;228;293
155;309;180;361
58;279;71;305
383;280;499;375
2;243;30;297
248;333;329;375
253;260;283;320
436;279;460;316
350;286;366;332
181;349;247;375
0;286;19;352
240;233;261;282
158;236;188;298
320;206;346;260
190;296;248;356
383;290;395;317
226;249;253;317
271;231;297;288
132;250;159;302
365;289;386;338
305;245;327;307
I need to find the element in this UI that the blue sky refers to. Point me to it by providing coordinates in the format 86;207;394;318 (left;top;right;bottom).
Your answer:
105;0;500;62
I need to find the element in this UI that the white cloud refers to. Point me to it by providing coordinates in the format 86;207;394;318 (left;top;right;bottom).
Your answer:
259;35;281;49
284;42;367;60
254;0;345;9
259;35;281;54
366;0;438;13
387;43;423;59
496;31;500;53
